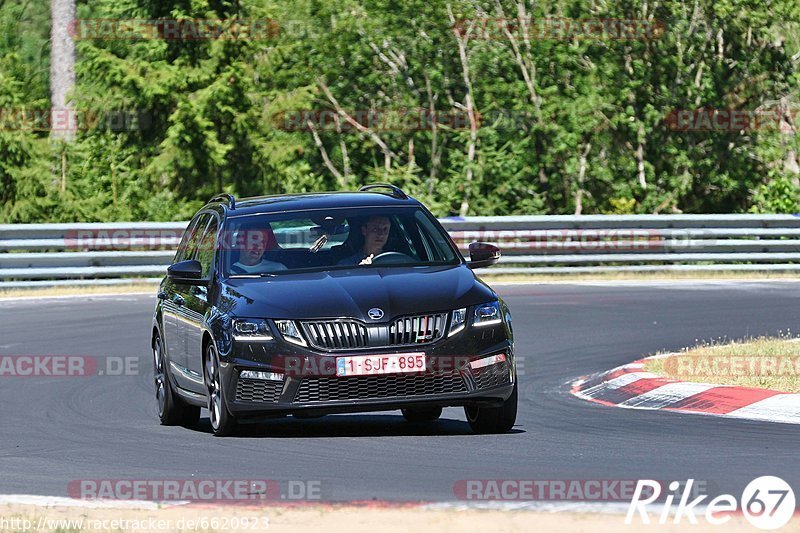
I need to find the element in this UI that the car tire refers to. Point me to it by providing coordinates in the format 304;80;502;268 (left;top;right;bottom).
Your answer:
153;333;200;427
204;342;238;437
464;382;517;434
401;407;442;422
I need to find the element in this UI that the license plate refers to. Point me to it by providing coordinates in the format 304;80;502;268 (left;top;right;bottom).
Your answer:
336;353;426;377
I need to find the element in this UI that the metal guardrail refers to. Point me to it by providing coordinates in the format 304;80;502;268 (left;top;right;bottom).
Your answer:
1;215;799;287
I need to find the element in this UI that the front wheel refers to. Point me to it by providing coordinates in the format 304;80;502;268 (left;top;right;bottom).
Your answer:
464;382;517;434
204;343;238;437
153;333;200;427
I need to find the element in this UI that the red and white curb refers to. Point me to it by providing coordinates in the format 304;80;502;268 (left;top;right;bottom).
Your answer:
571;356;800;425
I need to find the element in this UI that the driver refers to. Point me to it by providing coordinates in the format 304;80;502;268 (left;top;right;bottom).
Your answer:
339;215;391;265
231;224;287;274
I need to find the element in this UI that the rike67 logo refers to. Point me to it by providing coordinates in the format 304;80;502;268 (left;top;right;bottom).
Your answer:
626;476;795;530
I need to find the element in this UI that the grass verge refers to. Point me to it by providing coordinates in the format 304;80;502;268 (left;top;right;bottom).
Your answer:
0;283;159;299
644;336;800;393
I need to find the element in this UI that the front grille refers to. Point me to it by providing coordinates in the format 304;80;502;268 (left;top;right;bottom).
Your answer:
300;312;448;351
294;372;466;403
472;361;511;389
301;320;368;350
388;313;447;345
235;378;283;403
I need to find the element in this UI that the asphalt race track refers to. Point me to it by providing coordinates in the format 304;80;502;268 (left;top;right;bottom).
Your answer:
1;281;798;502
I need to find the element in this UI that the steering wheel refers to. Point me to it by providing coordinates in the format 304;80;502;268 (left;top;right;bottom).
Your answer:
371;251;416;265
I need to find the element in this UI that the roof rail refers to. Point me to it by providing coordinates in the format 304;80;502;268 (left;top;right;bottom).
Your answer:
358;183;408;200
208;193;235;209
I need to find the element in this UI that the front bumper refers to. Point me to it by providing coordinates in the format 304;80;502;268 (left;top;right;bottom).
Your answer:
219;337;516;418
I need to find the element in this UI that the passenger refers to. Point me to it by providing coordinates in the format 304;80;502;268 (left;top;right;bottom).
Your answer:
231;224;287;274
339;216;391;265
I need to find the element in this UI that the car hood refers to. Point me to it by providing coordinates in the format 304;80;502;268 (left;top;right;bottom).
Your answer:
222;265;496;321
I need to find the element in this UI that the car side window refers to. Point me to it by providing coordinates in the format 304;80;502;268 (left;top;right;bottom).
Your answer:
390;215;420;259
414;211;456;262
183;213;211;262
196;216;219;279
174;217;202;264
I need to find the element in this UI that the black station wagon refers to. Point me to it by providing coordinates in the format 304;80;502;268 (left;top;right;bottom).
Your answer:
152;184;517;436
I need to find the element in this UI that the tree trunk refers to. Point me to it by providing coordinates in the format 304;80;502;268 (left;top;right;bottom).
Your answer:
50;0;76;142
574;142;591;215
448;4;478;217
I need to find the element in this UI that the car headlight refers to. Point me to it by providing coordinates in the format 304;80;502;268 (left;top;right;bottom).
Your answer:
232;318;274;341
474;301;502;327
275;320;307;346
449;307;467;336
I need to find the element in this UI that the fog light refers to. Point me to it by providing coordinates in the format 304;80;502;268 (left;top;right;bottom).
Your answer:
469;353;506;370
240;370;284;381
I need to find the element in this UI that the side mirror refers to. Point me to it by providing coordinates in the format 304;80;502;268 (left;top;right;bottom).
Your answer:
167;259;204;284
467;242;501;269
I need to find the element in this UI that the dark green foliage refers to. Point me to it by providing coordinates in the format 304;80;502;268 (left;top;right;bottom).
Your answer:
0;0;798;221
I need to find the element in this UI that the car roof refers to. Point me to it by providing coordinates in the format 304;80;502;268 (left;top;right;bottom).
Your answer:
220;191;421;218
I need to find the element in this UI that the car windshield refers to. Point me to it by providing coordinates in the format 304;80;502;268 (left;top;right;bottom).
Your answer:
222;206;460;276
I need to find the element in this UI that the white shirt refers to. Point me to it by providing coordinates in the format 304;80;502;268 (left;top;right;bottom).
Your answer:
232;259;287;274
